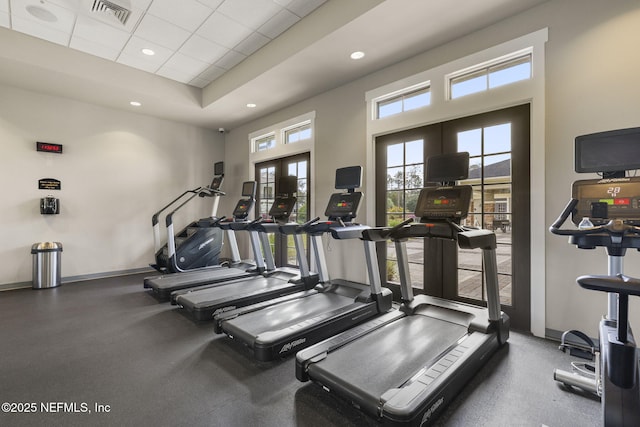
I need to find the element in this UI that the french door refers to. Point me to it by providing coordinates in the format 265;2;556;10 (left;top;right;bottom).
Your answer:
255;153;310;268
375;104;530;331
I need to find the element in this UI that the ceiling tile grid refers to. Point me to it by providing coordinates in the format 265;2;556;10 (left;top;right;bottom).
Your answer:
3;0;327;88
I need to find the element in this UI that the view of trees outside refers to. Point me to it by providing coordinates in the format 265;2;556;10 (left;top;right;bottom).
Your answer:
257;159;309;267
384;124;513;305
286;161;308;265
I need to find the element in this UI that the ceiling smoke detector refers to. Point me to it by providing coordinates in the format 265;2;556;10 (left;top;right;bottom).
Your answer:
91;0;131;26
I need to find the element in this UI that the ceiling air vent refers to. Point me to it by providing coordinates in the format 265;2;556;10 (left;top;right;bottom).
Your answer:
91;0;131;26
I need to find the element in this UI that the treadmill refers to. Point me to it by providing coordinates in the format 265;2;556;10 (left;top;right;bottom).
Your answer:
143;181;266;301
212;166;394;362
173;176;319;320
295;152;510;426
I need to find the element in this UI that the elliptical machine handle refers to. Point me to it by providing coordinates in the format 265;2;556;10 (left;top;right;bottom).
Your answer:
549;198;579;235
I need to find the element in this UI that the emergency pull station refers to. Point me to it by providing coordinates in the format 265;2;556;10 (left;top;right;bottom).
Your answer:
40;195;59;215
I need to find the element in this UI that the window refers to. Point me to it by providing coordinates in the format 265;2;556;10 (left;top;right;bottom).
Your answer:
255;154;310;268
376;85;430;119
285;122;312;144
254;134;276;152
456;122;514;304
367;29;547;334
448;51;531;99
249;111;315;156
382;137;425;285
375;105;531;330
249;112;315;268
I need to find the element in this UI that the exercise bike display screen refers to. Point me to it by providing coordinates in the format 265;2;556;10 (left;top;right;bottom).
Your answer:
572;177;640;225
414;186;472;220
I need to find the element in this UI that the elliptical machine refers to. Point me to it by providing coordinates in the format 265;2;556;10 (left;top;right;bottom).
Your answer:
549;127;640;426
151;161;226;273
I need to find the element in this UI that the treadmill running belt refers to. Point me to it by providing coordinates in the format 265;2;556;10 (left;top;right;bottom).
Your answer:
306;315;467;411
222;292;362;345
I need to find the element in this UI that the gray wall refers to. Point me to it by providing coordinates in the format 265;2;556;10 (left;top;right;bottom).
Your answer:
0;84;224;286
224;0;640;336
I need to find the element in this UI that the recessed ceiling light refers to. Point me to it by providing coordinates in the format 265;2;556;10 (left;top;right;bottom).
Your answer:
350;51;365;60
246;103;257;108
141;48;155;56
26;5;58;23
130;101;142;107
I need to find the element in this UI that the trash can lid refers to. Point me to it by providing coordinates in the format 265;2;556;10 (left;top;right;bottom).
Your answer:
31;242;63;253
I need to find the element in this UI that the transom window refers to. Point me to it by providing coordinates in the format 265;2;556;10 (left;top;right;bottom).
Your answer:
376;85;431;119
254;134;276;152
448;51;531;99
285;122;312;144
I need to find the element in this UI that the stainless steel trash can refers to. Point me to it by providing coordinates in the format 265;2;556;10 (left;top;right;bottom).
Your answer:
31;242;63;289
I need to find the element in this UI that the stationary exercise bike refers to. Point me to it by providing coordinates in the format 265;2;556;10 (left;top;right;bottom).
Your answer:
549;127;640;426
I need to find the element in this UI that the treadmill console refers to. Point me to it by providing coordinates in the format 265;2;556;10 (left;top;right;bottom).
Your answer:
268;196;296;222
324;192;363;222
415;186;472;221
232;199;253;220
572;177;640;226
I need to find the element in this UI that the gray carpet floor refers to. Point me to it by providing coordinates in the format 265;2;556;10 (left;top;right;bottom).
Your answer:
0;273;601;426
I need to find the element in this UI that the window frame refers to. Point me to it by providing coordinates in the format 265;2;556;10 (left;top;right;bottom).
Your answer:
374;84;431;119
446;49;533;100
365;29;548;336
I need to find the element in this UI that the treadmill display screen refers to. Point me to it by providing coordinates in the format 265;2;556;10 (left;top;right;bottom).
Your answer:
268;197;295;218
242;181;257;197
324;192;362;220
415;186;472;220
233;199;252;219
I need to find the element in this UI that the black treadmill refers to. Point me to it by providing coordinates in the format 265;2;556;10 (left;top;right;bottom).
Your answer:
143;181;267;301
172;176;319;320
212;166;394;361
295;153;510;426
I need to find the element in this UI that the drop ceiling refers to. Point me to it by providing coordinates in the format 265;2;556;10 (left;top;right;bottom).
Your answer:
0;0;549;130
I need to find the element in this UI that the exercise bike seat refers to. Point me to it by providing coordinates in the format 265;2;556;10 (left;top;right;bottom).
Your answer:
577;274;640;297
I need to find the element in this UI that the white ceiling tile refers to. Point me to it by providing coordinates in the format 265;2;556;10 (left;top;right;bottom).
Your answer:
273;0;294;7
215;49;246;70
117;51;162;73
156;67;194;84
217;0;281;30
131;0;153;9
148;0;212;32
258;8;299;39
234;32;269;56
162;51;209;76
0;12;8;28
118;35;173;71
188;76;210;88
70;36;121;61
10;15;71;45
179;34;228;64
287;0;326;17
11;0;77;37
73;15;130;50
197;11;251;49
196;0;223;10
198;64;226;81
134;13;191;50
